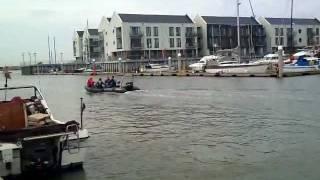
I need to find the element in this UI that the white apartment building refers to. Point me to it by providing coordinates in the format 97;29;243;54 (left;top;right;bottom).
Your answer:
258;17;320;53
102;12;198;60
72;31;84;61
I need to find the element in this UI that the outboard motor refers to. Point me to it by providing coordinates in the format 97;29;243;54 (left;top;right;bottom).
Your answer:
21;138;59;172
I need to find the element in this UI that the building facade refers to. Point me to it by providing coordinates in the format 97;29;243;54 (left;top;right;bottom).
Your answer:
195;15;266;58
82;28;103;63
258;17;320;53
102;12;198;61
72;31;84;62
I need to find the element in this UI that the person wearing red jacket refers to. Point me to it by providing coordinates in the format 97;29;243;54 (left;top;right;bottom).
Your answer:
87;77;95;88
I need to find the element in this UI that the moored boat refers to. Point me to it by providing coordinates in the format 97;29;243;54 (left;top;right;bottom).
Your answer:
0;86;89;178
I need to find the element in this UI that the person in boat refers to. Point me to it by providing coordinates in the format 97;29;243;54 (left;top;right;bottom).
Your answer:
107;76;117;88
87;77;95;88
96;78;104;89
105;76;110;85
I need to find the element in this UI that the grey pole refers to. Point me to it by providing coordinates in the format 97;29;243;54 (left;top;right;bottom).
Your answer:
168;57;172;71
278;46;284;78
22;53;25;66
28;52;32;65
178;53;182;73
237;0;241;63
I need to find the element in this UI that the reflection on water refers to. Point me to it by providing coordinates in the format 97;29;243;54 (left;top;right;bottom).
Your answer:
2;72;320;180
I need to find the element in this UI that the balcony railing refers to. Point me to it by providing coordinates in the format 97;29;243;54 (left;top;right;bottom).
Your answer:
131;43;144;50
130;31;143;38
186;42;198;49
185;32;197;37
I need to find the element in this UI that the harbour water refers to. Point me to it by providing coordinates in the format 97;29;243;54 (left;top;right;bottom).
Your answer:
2;72;320;180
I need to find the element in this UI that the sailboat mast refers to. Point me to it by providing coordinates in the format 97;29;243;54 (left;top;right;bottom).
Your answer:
237;0;241;63
290;0;294;53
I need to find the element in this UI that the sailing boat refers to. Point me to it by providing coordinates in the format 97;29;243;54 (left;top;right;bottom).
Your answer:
205;0;269;74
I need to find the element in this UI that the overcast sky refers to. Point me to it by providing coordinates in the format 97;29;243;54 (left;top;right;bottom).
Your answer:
0;0;319;66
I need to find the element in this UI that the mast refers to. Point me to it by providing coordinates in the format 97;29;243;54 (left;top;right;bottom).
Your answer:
290;0;294;54
237;0;241;63
54;37;57;64
48;36;51;64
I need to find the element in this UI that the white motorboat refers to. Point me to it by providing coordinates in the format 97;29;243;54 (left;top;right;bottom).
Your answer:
284;56;319;73
140;64;170;73
205;61;269;74
0;86;89;177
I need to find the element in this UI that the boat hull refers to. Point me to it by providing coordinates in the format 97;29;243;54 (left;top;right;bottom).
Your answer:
283;65;318;73
205;64;269;74
85;86;127;93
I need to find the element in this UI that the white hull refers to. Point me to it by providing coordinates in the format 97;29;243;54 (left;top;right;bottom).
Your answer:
205;64;269;74
142;67;169;73
283;66;318;73
0;129;89;177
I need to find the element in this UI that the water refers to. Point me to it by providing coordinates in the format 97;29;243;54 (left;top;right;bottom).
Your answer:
2;72;320;180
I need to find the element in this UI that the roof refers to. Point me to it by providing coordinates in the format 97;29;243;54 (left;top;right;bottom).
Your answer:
201;16;260;26
265;18;320;25
76;31;84;37
118;13;193;23
88;29;99;35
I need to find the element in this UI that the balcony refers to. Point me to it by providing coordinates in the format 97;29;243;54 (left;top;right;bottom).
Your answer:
130;31;143;38
186;42;197;49
131;43;144;50
254;31;266;37
185;32;197;37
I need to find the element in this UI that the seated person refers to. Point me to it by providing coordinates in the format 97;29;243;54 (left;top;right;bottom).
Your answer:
107;76;117;88
96;78;104;89
87;77;95;88
105;77;110;84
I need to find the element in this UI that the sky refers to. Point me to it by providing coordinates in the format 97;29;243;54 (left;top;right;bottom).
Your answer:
0;0;319;66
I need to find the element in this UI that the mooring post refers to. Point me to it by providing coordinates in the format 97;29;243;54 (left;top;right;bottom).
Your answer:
278;46;284;78
168;57;172;71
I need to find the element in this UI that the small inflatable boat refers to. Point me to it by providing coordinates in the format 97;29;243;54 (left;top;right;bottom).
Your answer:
85;86;127;93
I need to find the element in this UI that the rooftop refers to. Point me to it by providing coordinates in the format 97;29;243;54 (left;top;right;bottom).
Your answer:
76;31;84;37
118;13;193;23
88;29;99;36
265;18;320;25
201;16;260;26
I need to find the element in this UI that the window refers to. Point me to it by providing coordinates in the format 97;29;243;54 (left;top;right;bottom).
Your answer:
186;27;193;37
117;38;122;49
177;38;181;47
299;38;302;43
169;27;174;36
176;27;181;36
316;37;320;44
280;37;284;45
147;38;152;48
130;26;141;35
154;38;159;48
280;28;284;36
153;27;159;36
146;27;151;37
316;28;319;35
275;28;279;36
298;29;302;34
169;38;174;48
275;37;279;45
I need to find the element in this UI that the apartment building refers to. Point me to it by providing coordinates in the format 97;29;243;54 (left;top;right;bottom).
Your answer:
82;28;103;62
72;31;84;62
195;15;266;58
258;17;320;53
102;12;198;60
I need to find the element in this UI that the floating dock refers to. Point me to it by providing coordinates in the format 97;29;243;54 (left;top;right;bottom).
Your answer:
30;71;320;78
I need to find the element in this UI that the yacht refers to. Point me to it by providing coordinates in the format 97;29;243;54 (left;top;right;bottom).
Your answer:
0;86;89;177
204;1;269;75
